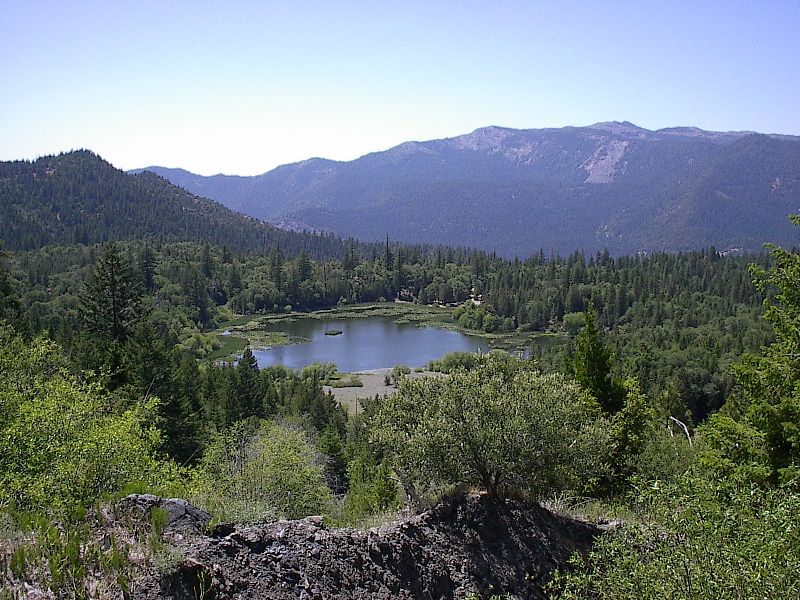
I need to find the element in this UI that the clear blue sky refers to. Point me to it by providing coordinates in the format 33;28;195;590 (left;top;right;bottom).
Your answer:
2;0;798;175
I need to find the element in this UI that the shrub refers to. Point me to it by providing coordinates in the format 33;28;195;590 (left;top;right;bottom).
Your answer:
0;328;170;515
552;476;800;599
371;355;609;497
189;419;332;523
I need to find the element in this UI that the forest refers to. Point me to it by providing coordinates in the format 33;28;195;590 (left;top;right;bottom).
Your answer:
0;152;798;597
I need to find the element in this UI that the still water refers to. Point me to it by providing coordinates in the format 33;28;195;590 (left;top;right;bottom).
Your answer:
252;317;491;371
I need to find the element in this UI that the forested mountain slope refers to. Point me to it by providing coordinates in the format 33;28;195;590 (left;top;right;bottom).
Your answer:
139;122;800;257
0;150;346;258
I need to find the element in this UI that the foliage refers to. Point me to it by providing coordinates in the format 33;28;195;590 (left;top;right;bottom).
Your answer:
0;242;21;329
342;456;400;522
633;423;695;484
7;231;773;429
371;355;609;497
0;327;171;514
427;351;480;373
555;217;800;597
79;242;143;345
732;214;800;482
189;419;333;523
695;414;772;485
551;477;800;599
603;379;657;490
0;517;136;598
570;306;625;413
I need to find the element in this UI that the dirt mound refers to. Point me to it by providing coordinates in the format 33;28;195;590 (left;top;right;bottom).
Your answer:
136;492;598;599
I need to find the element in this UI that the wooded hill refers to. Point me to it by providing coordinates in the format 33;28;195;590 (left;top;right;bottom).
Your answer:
0;150;347;259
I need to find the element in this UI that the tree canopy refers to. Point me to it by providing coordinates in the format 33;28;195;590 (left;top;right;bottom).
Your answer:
371;354;609;497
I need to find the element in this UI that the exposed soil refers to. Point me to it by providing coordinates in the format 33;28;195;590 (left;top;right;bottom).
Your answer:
323;368;440;414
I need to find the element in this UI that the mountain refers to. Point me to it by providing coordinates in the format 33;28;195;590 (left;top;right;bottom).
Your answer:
0;150;346;258
137;122;800;257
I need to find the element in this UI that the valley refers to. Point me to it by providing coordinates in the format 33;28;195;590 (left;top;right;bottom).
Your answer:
4;1;800;596
0;145;797;599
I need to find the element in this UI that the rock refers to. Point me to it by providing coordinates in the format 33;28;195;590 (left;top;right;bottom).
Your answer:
134;492;599;599
119;493;211;534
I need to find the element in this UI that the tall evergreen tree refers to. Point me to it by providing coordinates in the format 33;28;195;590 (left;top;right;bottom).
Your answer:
80;242;143;345
138;245;157;292
384;235;392;272
0;241;20;327
733;214;800;481
572;305;623;413
233;347;263;421
201;243;214;278
268;245;284;290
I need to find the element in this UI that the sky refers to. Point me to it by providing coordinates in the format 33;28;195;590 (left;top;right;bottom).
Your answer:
2;0;799;175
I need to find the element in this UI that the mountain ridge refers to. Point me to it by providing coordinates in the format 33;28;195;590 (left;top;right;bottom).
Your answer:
0;150;348;259
123;122;800;256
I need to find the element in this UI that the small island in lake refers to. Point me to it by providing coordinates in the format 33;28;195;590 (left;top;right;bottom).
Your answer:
324;329;343;336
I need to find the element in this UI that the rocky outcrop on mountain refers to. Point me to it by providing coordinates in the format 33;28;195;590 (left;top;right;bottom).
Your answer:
120;494;212;535
135;492;599;600
581;139;629;183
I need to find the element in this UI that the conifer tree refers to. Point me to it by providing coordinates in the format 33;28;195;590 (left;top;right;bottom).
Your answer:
572;305;623;413
233;347;263;421
138;245;157;292
0;241;20;327
80;242;143;345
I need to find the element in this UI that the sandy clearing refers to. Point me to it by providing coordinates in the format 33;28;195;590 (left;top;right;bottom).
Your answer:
323;368;442;415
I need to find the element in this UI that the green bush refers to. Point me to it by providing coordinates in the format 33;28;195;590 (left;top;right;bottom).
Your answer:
342;457;400;522
372;355;609;497
189;419;333;523
552;476;800;599
0;328;171;514
427;351;479;373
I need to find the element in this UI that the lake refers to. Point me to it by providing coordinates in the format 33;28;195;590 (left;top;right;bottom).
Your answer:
252;316;491;371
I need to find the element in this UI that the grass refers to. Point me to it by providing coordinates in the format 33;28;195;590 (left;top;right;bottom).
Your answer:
327;374;363;388
206;334;248;362
540;492;639;525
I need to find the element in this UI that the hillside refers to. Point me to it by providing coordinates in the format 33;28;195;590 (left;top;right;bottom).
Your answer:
0;150;346;258
138;122;800;257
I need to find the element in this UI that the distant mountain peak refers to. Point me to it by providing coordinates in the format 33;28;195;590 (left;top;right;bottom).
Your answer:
588;121;651;138
655;126;754;143
451;126;515;151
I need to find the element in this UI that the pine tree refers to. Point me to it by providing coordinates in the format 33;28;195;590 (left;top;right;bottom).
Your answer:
572;305;623;413
384;235;392;272
80;243;143;344
734;214;800;482
201;243;214;278
268;245;284;290
138;245;157;292
0;241;21;327
232;347;263;421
